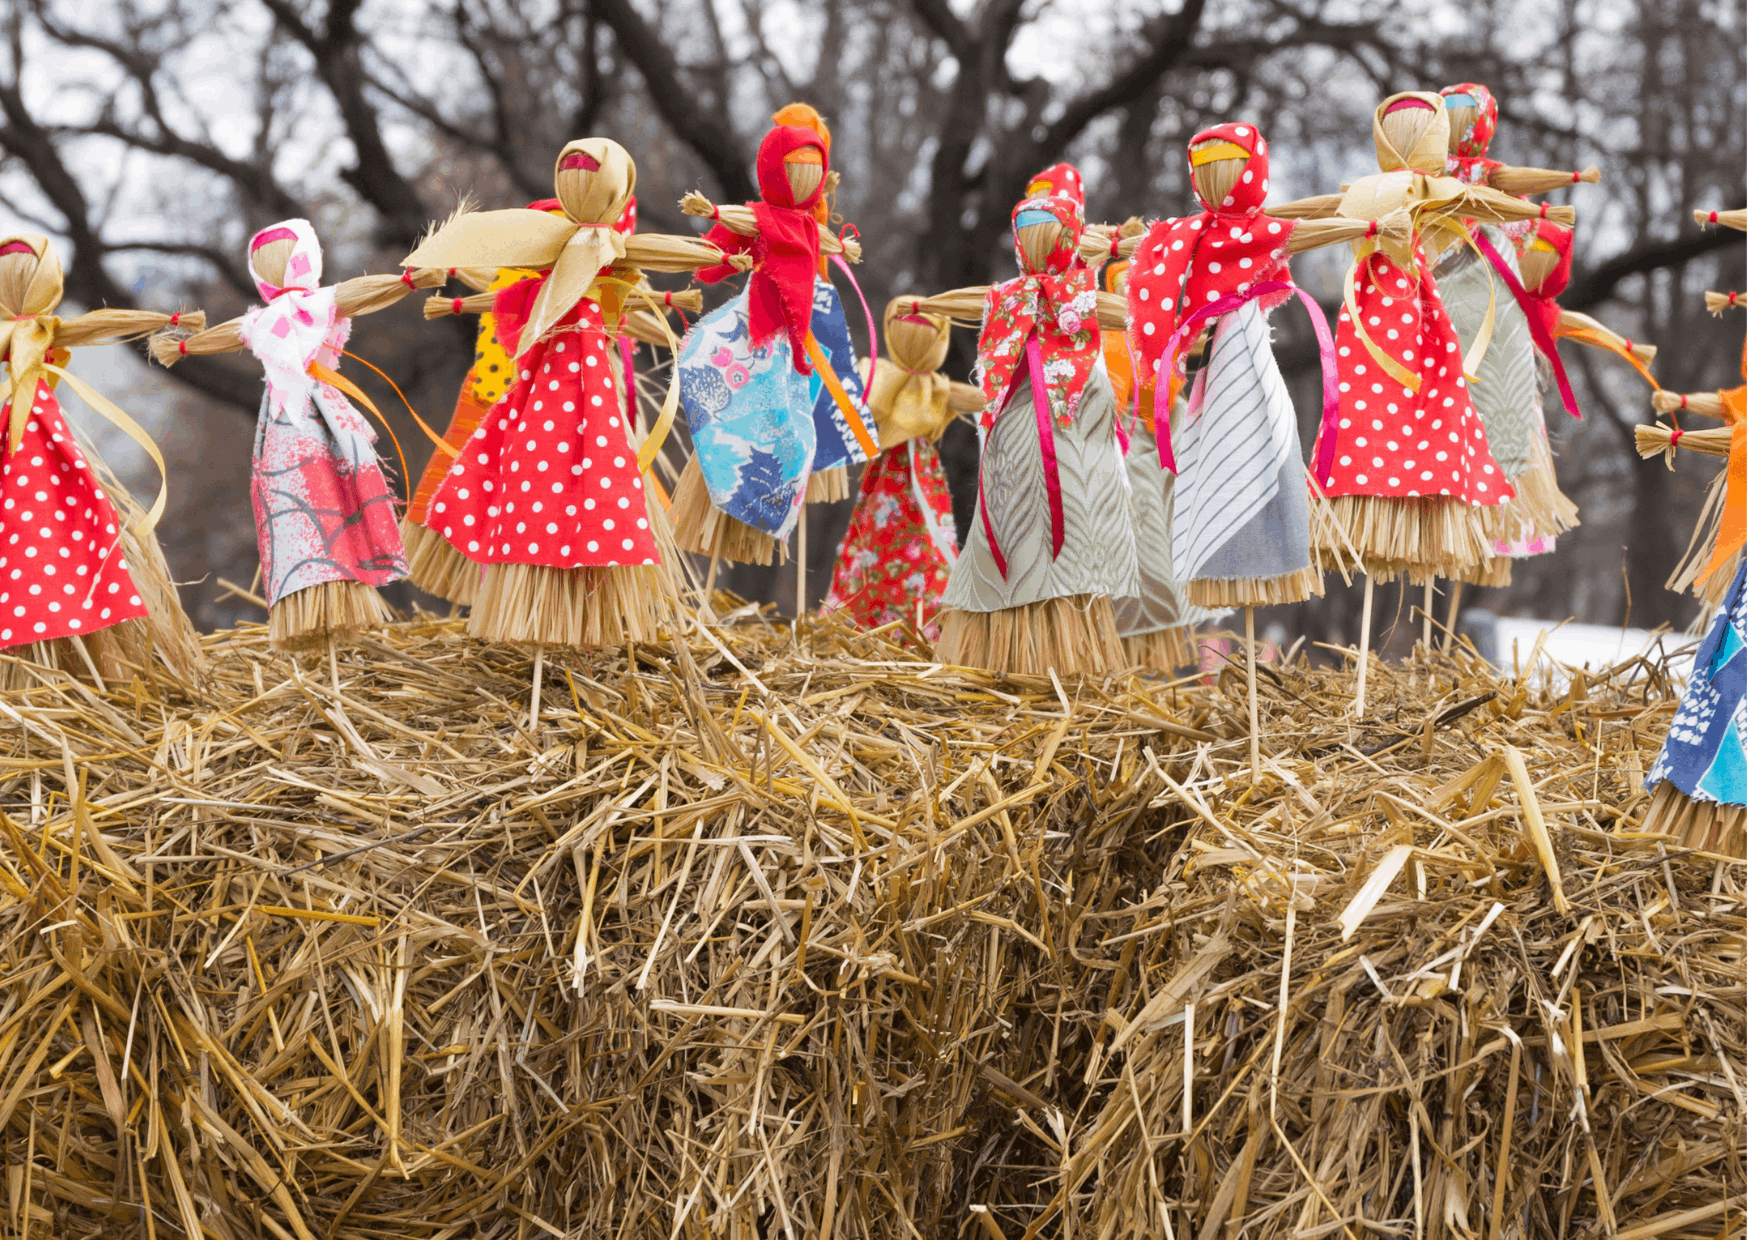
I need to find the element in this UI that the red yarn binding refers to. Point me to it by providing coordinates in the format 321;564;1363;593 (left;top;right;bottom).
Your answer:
169;312;181;326
177;340;187;356
1709;211;1720;224
1670;427;1684;447
400;269;415;287
1539;202;1550;219
451;298;463;315
1364;220;1380;239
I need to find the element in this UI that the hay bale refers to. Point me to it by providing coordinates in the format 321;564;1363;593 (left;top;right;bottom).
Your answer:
0;613;1738;1239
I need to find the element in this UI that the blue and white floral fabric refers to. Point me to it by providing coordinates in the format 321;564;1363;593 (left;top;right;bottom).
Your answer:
1647;561;1746;807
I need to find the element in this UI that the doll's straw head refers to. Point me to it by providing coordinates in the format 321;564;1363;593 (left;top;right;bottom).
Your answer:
1374;93;1450;175
554;139;637;227
1439;84;1497;159
0;235;60;318
248;220;323;299
772;103;835;224
1519;222;1574;296
1011;195;1082;275
1185;124;1269;213
883;297;951;374
757;125;831;211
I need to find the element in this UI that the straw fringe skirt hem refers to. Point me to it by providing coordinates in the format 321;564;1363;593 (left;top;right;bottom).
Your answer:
1312;495;1499;578
0;619;180;692
935;594;1125;678
1120;625;1197;672
805;467;851;504
672;456;787;566
402;520;481;607
1642;780;1745;858
467;562;675;648
269;581;395;650
1187;565;1325;610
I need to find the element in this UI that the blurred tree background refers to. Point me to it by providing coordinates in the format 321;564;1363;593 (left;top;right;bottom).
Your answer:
1;0;1741;648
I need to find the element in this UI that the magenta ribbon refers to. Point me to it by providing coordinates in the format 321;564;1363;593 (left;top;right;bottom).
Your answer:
1148;281;1339;483
978;335;1066;580
1472;230;1580;419
829;253;879;413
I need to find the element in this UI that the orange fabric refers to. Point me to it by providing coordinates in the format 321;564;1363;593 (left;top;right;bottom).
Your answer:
1699;412;1744;585
1102;331;1134;412
409;384;490;525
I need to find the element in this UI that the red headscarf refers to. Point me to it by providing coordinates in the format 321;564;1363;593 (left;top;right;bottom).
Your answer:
1025;162;1086;210
1518;219;1572;342
976;194;1100;427
1440;83;1500;185
699;125;827;374
1125;123;1297;385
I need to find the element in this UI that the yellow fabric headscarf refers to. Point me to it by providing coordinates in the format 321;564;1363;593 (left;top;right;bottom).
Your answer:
866;298;954;450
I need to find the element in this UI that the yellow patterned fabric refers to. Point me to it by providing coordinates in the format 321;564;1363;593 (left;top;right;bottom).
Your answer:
470;268;539;407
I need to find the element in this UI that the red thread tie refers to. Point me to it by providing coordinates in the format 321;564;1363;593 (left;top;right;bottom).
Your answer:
447;268;457;277
400;269;415;287
451;298;463;315
1572;170;1581;184
709;205;721;221
1539;202;1550;219
1730;293;1740;307
1364;221;1380;239
1624;338;1635;353
1670;427;1683;447
1680;394;1689;409
663;291;674;307
169;312;181;326
177;340;188;357
1709;211;1720;224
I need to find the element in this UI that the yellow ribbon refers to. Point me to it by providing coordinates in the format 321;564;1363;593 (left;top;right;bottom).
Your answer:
802;331;879;459
307;360;412;490
20;363;168;533
590;275;686;474
1189;141;1250;166
1341;205;1494;395
3;313;60;452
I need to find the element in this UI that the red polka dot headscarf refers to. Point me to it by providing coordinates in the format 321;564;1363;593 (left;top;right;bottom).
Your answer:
1125;123;1297;383
1440;83;1500;184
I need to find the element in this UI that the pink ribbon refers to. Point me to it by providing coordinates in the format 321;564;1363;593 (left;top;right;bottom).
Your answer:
1473;230;1580;419
1148;281;1339;482
978;336;1065;580
829;254;879;409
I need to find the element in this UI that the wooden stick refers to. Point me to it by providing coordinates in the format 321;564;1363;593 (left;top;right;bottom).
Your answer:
328;638;339;693
1442;581;1464;652
1354;574;1375;718
797;512;809;619
530;646;544;730
1422;579;1434;651
1245;606;1260;784
703;545;723;622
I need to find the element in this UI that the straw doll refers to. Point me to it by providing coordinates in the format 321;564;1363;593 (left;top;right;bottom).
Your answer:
1272;92;1575;711
397;139;739;676
1;233;203;688
673;123;869;577
409;196;700;606
1099;251;1200;669
768;103;874;510
821;298;979;636
156;220;442;651
916;192;1139;676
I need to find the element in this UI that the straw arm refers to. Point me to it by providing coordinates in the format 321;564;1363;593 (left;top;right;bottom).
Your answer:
1268;194;1344;220
1453;186;1575;227
1635;421;1733;460
1114;233;1143;260
624;232;752;274
55;308;208;350
1078;225;1115;266
947;381;984;413
1487;163;1601;196
1651;389;1724;419
911;288;989;322
1704;290;1742;315
620;309;672;348
425;291;497;319
1556;310;1656;363
150;316;245;365
1694;207;1747;231
677;194;860;261
1284;210;1411;254
332;267;448;319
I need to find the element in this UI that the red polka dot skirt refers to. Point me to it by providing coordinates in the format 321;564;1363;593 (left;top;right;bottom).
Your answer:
1313;253;1513;507
428;299;660;569
1;382;148;648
